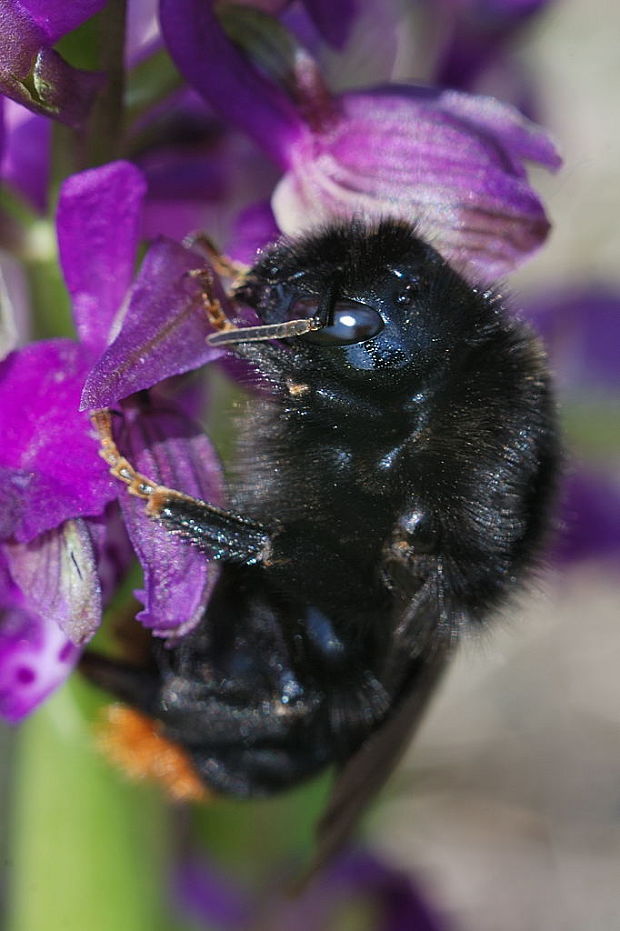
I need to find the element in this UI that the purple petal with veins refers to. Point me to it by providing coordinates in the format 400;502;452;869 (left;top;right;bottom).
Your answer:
0;340;117;542
81;238;227;410
0;564;79;724
116;404;224;637
5;519;102;645
57;162;147;352
425;88;560;170
272;86;560;279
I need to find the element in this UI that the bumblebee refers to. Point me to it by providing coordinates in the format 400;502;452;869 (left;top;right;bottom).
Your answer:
84;219;558;863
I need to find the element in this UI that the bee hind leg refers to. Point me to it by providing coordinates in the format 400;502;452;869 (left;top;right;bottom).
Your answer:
151;492;272;565
92;409;272;566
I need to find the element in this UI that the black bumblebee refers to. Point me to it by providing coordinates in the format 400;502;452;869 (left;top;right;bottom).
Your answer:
84;219;559;864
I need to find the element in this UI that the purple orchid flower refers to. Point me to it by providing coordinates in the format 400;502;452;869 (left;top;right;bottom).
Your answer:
522;287;620;567
160;0;560;280
0;0;107;125
174;848;449;930
0;99;50;212
291;0;359;50
0;545;81;723
431;0;554;96
129;89;280;244
0;160;226;722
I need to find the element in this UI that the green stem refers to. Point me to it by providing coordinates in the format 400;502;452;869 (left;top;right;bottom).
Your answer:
49;0;129;198
6;678;174;931
125;49;183;128
78;0;128;169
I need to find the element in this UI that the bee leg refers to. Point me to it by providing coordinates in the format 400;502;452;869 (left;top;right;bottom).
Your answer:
92;409;272;566
150;492;272;565
183;231;248;283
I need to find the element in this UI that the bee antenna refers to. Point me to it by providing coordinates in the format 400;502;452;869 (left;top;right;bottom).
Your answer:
207;317;320;346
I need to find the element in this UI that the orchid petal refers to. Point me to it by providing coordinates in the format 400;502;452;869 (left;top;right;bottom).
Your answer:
523;288;620;393
433;0;552;92
57;161;147;352
302;0;359;49
0;4;104;124
173;857;252;929
272;86;560;279
14;0;108;43
87;505;135;603
5;519;102;645
0;251;30;359
553;470;620;567
80;238;226;409
160;0;305;166
173;848;446;930
0;565;79;724
0;340;117;541
116;405;224;637
228;200;280;264
0;102;50;211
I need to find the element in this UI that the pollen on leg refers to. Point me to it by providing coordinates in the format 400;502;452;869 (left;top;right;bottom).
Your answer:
286;379;310;397
96;704;209;803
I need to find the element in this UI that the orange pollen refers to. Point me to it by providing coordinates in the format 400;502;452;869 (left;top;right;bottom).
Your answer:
96;705;209;803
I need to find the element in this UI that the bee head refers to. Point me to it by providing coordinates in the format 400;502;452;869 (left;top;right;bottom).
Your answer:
230;219;498;389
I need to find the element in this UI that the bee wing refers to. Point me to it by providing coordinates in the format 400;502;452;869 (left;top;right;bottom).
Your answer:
312;587;454;874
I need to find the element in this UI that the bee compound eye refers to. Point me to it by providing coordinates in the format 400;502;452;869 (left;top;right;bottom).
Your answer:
301;301;384;346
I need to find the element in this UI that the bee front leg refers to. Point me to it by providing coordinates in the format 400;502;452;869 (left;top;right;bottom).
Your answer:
93;410;272;566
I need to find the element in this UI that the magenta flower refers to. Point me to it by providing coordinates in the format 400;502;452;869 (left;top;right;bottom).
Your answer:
0;99;50;211
523;287;620;567
0;539;81;722
0;160;226;721
431;0;554;94
174;849;449;931
160;0;560;280
0;0;106;125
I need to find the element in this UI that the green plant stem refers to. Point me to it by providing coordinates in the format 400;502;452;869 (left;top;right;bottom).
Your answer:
125;49;183;126
79;0;128;169
6;678;173;931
